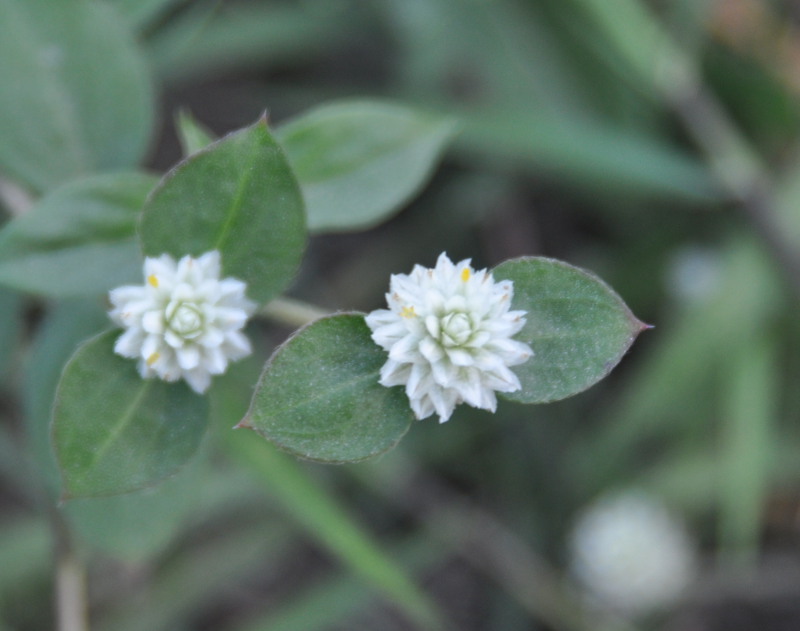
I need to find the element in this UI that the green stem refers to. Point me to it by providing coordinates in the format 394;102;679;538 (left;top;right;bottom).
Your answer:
259;296;331;328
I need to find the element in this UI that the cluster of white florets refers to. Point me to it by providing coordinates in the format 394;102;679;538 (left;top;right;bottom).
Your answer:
109;250;255;394
568;490;696;615
365;252;532;422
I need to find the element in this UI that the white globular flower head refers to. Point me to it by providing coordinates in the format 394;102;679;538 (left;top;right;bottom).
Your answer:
109;250;256;394
568;490;697;616
365;252;533;423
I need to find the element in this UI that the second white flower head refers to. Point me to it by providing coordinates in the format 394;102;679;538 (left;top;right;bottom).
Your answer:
109;250;256;394
365;252;532;422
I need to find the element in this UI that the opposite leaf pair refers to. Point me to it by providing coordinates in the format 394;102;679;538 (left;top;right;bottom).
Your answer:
51;111;646;501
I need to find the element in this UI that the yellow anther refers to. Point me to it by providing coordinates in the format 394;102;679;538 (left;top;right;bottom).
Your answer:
400;305;416;318
461;268;471;282
146;352;160;366
147;274;159;288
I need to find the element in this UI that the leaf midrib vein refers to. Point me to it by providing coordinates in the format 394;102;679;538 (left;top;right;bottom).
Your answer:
84;380;151;475
213;145;258;252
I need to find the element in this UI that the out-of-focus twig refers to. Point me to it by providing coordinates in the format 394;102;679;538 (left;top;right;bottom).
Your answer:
578;0;800;297
666;81;800;294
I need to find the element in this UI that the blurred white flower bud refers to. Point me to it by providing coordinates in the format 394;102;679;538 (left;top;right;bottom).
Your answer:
568;490;697;616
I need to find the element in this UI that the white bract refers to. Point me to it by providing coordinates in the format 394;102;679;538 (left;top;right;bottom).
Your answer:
365;252;532;422
109;250;256;394
569;490;696;616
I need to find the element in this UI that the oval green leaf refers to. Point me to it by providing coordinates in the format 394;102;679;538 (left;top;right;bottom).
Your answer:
0;0;154;193
277;100;459;233
493;257;646;403
53;330;209;499
0;172;155;296
140;117;306;305
241;314;414;463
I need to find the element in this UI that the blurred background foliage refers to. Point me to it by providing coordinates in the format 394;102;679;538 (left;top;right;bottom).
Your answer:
3;0;800;629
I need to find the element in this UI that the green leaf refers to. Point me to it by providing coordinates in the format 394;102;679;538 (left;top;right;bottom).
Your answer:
96;519;293;631
225;434;443;631
146;2;341;83
211;329;441;629
0;172;155;296
277;100;459;233
242;314;414;463
459;108;718;202
0;0;154;192
63;452;204;562
493;257;645;403
24;299;110;497
53;330;208;499
718;335;776;566
105;0;181;31
140;117;306;305
175;110;215;157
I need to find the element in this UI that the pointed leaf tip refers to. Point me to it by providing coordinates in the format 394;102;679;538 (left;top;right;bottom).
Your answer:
493;256;645;404
140;118;306;305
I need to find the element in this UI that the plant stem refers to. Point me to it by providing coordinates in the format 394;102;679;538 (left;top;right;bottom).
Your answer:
259;296;331;328
577;0;800;296
50;507;89;631
55;541;88;631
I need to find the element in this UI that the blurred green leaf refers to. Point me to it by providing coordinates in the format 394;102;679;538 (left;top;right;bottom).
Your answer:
718;335;777;566
63;452;205;562
493;257;645;403
242;314;414;463
211;324;440;629
53;330;208;499
140;118;306;305
384;0;586;114
231;536;447;631
0;172;155;296
24;299;110;496
458;108;719;202
146;2;342;83
0;0;154;192
0;518;50;598
572;239;781;495
96;519;294;631
571;0;687;93
175;110;214;157
225;432;443;631
105;0;181;31
277;100;459;232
